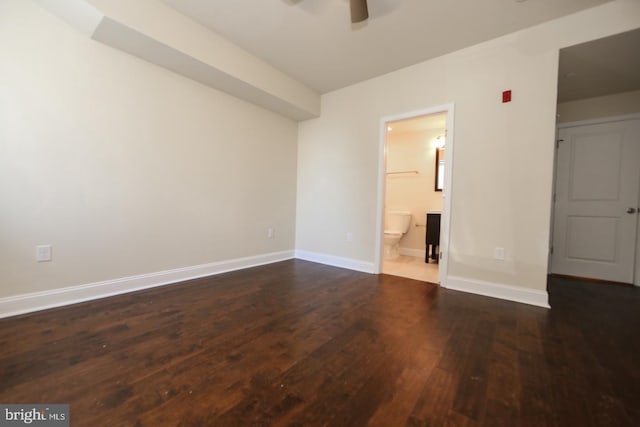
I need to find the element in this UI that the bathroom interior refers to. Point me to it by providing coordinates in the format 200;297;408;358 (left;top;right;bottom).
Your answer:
382;112;446;283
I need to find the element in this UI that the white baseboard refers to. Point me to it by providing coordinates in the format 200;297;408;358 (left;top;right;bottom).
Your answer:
399;248;426;258
295;250;376;274
0;250;295;319
0;251;550;318
444;275;550;308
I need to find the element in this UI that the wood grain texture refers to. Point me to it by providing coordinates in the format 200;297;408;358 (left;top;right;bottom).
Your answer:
0;261;638;426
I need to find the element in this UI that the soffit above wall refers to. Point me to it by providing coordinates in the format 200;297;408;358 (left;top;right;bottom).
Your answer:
34;0;320;121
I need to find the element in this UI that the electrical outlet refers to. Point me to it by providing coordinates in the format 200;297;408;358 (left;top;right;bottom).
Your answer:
267;227;274;239
346;232;353;242
36;245;52;262
494;247;505;260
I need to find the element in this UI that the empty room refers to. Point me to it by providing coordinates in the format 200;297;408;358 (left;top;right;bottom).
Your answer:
1;0;639;425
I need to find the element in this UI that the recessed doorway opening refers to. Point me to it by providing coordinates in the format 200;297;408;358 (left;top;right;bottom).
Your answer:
550;29;640;287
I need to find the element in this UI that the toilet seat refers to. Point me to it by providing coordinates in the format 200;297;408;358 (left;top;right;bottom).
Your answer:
384;231;402;238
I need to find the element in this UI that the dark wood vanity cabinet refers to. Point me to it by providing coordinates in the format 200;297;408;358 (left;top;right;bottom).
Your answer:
425;212;441;263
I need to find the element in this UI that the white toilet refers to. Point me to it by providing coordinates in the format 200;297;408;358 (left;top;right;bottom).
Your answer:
383;211;412;259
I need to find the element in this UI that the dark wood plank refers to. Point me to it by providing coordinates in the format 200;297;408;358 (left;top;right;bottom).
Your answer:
0;261;639;426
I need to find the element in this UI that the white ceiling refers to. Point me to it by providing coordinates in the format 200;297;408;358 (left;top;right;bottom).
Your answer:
558;28;640;103
162;0;611;93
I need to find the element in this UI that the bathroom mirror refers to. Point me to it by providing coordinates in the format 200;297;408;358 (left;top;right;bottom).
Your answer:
435;147;445;191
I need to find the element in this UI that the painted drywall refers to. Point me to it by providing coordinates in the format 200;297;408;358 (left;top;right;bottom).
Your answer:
557;89;640;123
0;0;297;298
385;129;443;253
296;0;640;292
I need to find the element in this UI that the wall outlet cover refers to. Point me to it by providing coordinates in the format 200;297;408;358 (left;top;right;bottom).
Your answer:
36;245;52;262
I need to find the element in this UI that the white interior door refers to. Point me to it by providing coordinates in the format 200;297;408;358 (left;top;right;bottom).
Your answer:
551;119;640;283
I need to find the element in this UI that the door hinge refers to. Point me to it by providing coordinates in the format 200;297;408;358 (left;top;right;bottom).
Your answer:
553;193;556;202
550;246;554;255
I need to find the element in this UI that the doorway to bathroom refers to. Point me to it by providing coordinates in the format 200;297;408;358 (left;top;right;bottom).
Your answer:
376;106;453;284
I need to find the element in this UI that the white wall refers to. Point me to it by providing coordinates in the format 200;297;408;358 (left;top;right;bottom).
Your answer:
385;129;443;252
0;0;298;299
557;90;640;123
296;0;640;293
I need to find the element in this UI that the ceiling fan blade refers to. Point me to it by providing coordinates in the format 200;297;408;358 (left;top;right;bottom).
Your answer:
350;0;369;23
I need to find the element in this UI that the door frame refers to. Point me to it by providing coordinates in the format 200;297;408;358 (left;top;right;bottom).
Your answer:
551;112;640;286
374;103;455;286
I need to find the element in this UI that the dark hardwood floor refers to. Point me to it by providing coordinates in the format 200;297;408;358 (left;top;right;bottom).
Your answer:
1;260;638;426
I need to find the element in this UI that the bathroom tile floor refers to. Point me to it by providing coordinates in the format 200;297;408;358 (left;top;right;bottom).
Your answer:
382;255;439;284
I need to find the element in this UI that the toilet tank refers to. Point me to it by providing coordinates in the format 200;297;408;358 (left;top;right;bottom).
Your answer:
384;211;412;233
